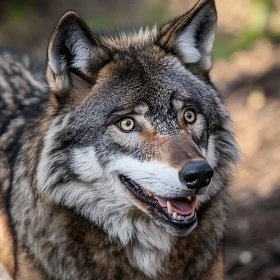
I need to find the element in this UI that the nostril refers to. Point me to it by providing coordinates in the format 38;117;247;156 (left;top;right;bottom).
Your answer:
205;178;211;186
184;174;197;183
206;170;214;180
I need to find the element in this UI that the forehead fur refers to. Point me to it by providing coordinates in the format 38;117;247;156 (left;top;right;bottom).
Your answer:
101;26;159;51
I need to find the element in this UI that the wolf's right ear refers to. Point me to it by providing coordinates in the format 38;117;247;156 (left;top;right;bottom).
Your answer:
47;12;109;94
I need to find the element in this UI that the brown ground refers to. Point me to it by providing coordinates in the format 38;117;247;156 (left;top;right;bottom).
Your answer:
212;41;280;280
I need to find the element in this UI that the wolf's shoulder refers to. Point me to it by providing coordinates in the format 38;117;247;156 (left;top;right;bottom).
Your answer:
0;48;48;173
0;48;48;112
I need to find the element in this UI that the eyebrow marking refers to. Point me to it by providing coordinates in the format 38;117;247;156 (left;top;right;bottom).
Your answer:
172;99;184;110
134;103;149;115
172;92;203;113
105;102;150;125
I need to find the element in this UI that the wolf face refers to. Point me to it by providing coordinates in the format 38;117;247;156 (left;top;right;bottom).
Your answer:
37;0;238;256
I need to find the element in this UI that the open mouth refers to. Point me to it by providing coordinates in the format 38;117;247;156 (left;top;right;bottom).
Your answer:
120;175;197;229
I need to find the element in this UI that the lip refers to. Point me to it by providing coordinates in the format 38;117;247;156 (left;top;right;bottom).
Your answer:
120;175;197;230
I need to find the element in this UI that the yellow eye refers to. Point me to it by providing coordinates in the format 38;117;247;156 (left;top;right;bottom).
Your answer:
184;109;196;123
119;118;135;132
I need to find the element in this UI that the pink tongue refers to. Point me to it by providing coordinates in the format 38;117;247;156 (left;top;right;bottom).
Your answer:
156;197;194;215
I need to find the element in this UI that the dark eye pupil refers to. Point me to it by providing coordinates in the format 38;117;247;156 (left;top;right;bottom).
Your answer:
187;113;192;119
125;120;131;127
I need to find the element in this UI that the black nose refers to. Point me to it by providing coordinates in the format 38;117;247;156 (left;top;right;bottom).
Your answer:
179;160;214;190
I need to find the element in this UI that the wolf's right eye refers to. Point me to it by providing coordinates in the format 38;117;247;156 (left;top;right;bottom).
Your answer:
118;117;135;132
184;109;196;124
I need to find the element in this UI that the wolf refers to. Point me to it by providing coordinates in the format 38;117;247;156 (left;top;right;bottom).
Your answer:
0;0;239;279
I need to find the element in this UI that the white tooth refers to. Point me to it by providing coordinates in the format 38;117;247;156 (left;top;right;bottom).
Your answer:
172;211;178;219
178;215;182;220
185;215;189;221
167;201;173;215
187;196;192;200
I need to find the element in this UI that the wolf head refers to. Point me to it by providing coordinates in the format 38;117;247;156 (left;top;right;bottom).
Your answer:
38;0;238;253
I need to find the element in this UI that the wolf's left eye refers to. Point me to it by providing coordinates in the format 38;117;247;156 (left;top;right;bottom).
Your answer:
118;117;135;132
184;109;196;124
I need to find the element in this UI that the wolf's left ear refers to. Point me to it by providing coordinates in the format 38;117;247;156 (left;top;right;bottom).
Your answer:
47;12;109;94
159;0;217;72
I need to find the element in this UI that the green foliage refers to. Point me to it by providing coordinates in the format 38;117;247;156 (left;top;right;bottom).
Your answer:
86;1;169;30
143;0;169;24
87;13;120;30
5;0;35;21
213;0;275;59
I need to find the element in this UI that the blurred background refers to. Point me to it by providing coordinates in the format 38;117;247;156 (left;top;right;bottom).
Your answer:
0;0;279;279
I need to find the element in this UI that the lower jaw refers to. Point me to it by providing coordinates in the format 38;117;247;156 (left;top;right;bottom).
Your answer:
155;206;197;234
159;213;197;236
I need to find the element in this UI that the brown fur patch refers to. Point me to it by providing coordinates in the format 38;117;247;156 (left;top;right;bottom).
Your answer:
0;209;14;278
140;131;204;168
15;249;47;280
166;134;204;168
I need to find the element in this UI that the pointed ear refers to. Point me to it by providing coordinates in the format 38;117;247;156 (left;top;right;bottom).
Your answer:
159;0;217;72
47;12;109;94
